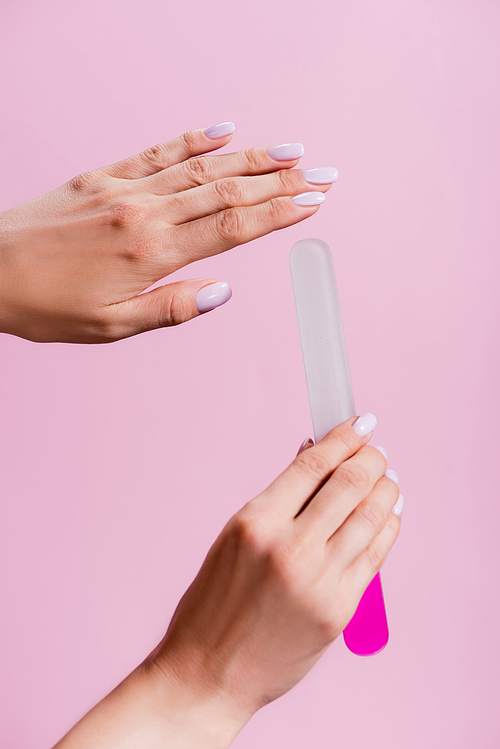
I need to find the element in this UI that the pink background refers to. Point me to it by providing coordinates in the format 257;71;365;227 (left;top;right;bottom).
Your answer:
1;0;499;746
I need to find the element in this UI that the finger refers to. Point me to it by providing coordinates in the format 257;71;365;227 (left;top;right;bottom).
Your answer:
141;143;305;195
327;476;401;569
339;510;402;608
295;445;387;540
104;279;232;338
162;169;336;225
166;194;326;264
257;414;378;519
97;123;235;180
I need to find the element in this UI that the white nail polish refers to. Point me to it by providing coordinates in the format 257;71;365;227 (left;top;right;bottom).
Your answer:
204;122;235;139
302;167;339;184
385;469;399;484
267;143;304;161
291;192;325;207
352;412;377;436
196;281;232;312
375;446;388;459
391;494;404;516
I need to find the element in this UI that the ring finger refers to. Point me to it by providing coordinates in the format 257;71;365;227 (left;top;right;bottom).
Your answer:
327;476;401;570
162;168;336;225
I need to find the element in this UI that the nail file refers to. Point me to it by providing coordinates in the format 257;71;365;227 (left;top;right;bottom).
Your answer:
289;238;389;656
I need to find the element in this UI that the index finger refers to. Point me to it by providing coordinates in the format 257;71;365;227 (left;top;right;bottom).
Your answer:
97;123;236;180
258;413;380;520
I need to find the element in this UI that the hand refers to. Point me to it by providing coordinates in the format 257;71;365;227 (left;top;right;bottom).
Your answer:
149;414;402;732
54;415;402;748
0;122;337;343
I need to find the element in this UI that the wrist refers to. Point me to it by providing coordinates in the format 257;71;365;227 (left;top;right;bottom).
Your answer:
141;653;253;749
55;656;251;749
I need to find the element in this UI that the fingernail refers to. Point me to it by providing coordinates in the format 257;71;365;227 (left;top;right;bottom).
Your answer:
296;437;314;456
196;281;232;312
391;493;404;516
291;192;325;207
302;167;339;184
352;413;377;437
375;446;388;459
267;143;304;161
385;469;399;485
204;121;235;139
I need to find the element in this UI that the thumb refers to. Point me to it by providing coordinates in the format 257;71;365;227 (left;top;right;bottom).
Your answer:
110;279;232;338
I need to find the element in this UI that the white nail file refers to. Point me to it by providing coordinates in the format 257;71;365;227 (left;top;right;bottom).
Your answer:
289;238;355;440
289;238;389;656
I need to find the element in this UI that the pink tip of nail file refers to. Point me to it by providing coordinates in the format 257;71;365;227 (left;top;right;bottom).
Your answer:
289;238;389;657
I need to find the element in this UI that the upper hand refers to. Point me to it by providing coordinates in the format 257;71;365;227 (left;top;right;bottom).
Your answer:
0;123;337;343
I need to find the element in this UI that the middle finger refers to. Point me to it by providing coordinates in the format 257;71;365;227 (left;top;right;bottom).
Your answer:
139;143;307;195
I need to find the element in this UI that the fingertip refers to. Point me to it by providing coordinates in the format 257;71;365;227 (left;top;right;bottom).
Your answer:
290;192;326;207
195;281;232;313
203;121;236;140
352;413;378;437
391;493;404;517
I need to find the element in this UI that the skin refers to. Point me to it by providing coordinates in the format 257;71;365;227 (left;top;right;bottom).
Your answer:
55;417;401;748
0;126;332;343
0;127;401;745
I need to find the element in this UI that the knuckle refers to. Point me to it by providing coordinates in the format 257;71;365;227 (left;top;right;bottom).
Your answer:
317;613;342;642
186;156;211;185
365;542;385;572
385;510;402;539
216;207;243;242
180;129;199;153
214;177;243;207
335;462;370;493
295;449;331;482
267;196;289;223
230;512;270;556
108;200;147;229
68;170;98;192
276;168;297;192
242;147;267;172
166;291;191;327
140;144;166;169
357;500;386;533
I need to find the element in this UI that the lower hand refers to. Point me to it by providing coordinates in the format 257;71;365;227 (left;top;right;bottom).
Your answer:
0;123;337;343
150;414;402;734
54;415;402;748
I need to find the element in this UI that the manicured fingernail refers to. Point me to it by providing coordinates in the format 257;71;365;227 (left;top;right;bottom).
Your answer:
385;469;399;485
267;143;304;161
196;281;232;312
291;192;325;206
391;493;404;516
375;446;388;459
352;413;377;437
296;437;314;456
302;167;339;184
204;122;235;139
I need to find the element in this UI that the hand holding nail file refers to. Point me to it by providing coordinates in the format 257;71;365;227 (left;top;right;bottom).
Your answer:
289;238;389;656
